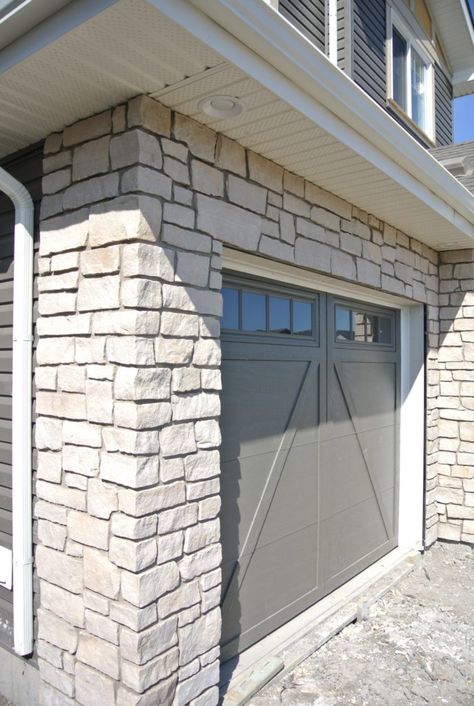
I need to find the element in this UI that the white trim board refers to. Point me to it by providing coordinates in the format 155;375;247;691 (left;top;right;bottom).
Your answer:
222;247;425;553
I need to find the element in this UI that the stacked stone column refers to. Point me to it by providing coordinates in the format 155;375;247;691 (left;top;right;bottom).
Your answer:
437;250;474;544
36;98;222;706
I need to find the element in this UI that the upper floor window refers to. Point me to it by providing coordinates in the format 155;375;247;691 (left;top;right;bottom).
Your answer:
388;10;435;142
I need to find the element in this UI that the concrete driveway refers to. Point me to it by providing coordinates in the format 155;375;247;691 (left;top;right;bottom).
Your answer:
249;542;474;706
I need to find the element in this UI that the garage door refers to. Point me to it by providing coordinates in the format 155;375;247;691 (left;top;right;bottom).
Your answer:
220;276;400;661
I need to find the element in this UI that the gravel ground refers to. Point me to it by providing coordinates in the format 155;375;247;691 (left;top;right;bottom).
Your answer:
249;542;474;706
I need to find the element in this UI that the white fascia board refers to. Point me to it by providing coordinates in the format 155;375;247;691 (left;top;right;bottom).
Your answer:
148;0;474;242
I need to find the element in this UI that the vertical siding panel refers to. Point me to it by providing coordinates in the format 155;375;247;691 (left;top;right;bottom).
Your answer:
279;0;327;53
435;64;453;146
351;0;386;106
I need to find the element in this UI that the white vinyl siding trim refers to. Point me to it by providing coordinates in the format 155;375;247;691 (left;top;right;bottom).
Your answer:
387;6;435;141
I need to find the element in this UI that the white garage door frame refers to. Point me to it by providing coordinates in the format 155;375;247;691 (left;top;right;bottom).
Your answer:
221;248;425;554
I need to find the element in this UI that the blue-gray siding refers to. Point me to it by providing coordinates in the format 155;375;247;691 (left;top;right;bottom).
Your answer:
435;64;453;147
351;0;386;107
279;0;326;53
0;145;41;652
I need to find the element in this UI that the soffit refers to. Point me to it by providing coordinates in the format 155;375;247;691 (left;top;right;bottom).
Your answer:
0;0;472;250
427;0;474;96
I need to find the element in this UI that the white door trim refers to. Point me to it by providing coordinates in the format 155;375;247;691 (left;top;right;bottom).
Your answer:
222;247;425;552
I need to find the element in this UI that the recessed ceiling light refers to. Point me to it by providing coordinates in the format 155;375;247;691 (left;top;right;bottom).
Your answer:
198;95;244;119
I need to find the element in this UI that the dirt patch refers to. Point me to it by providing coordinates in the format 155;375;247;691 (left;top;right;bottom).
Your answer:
249;542;474;706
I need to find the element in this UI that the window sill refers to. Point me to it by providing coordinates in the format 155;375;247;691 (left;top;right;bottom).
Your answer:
386;98;436;148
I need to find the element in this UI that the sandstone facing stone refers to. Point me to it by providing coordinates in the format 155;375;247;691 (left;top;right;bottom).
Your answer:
89;194;162;247
197;194;261;249
83;547;120;599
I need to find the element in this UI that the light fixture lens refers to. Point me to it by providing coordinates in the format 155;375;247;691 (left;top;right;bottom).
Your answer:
198;95;244;119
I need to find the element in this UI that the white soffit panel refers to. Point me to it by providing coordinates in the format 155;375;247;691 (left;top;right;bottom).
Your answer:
0;0;472;250
428;0;474;96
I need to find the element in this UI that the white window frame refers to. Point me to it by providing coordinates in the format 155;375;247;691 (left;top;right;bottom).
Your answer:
387;7;435;142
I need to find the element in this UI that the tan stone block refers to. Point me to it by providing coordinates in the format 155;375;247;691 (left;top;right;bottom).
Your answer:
42;168;71;195
162;223;211;253
107;336;155;366
110;128;162;170
121;562;180;608
37;518;66;550
36;545;83;593
215;135;246;176
173;392;220;421
38;292;77;316
73;136;110;181
120;618;177;666
85;610;118;645
36;479;86;511
111;513;157;540
41;580;85;627
197;194;261;249
63;110;111;147
109;601;157;632
121;242;175;280
100;451;159;488
77;275;120;311
118;481;185;517
63;173;119;210
179;608;221;666
63;444;99;477
114;400;171;430
44;133;63;154
122;164;172;200
174;113;216;161
295;238;331;273
248;151;282;192
40;208;89;256
84;547;121;599
282;171;303;197
38;608;78;653
121;647;179;693
228;174;267;214
76;662;115;706
89;194;161;247
109;536;157;572
103;427;160;456
128;95;171;136
160;422;196;457
68;510;109;550
81;246;120;275
447;504;474;519
87;478;118;520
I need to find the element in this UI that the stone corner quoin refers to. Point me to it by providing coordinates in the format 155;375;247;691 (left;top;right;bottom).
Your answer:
34;94;473;705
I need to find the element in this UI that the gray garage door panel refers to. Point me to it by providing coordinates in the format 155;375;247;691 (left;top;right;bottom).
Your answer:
220;282;400;662
220;352;322;661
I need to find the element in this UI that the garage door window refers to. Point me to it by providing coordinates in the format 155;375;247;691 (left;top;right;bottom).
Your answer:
222;285;315;337
335;305;393;345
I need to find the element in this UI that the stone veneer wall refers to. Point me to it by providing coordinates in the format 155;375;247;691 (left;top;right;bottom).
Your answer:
35;95;440;706
437;250;474;544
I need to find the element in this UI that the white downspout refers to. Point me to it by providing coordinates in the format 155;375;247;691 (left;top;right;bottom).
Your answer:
0;167;34;656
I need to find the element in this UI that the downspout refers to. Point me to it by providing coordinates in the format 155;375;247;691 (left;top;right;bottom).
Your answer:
0;167;34;656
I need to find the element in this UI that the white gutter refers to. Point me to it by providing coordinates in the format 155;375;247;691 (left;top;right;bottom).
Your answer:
0;167;34;656
148;0;474;240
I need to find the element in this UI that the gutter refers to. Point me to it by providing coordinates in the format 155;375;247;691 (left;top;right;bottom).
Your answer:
0;167;34;656
148;0;474;240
